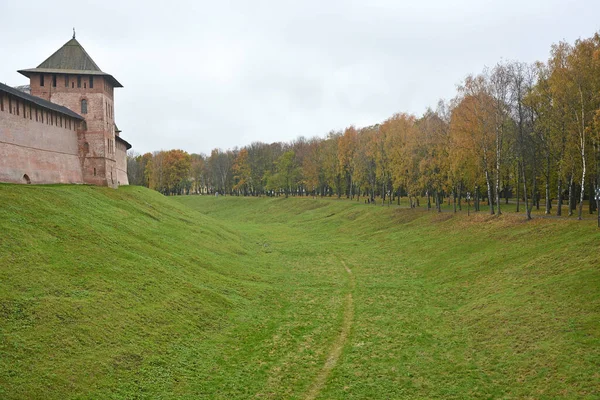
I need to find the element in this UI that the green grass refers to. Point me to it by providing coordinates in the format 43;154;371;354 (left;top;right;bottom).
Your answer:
1;185;599;399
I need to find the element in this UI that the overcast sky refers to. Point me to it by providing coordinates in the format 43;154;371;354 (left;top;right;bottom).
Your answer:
1;1;599;155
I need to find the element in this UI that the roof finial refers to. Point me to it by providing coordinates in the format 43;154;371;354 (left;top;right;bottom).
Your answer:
72;28;76;39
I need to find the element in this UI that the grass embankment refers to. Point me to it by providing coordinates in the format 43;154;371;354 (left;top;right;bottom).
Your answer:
1;185;599;399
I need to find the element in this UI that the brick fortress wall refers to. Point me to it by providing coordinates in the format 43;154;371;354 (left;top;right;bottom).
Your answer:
115;139;129;185
0;92;83;184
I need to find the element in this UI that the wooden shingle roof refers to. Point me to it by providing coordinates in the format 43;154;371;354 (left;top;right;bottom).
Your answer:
37;38;102;71
18;38;123;87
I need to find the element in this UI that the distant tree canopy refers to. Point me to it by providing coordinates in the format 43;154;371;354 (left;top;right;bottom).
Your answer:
128;32;600;219
129;149;191;195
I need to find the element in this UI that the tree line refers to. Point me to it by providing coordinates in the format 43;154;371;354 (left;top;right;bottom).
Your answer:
128;32;600;220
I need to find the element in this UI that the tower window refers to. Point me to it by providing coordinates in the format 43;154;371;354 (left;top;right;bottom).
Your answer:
0;93;4;112
77;76;82;88
72;82;74;88
40;75;44;87
89;76;94;88
52;74;57;87
81;99;88;114
65;74;69;87
16;100;19;116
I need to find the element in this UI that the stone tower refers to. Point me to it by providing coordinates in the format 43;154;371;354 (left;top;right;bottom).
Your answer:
18;35;124;187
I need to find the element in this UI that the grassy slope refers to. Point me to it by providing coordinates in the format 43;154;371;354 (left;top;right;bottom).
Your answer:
1;185;599;399
0;185;302;399
178;195;600;399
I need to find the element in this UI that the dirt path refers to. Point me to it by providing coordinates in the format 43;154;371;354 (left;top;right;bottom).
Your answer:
304;260;355;400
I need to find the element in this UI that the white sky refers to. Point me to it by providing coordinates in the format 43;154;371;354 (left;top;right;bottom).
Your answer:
1;0;599;155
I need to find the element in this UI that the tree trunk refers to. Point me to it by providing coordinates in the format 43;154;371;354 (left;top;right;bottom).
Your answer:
577;87;586;220
516;164;520;213
485;169;494;215
458;181;463;211
568;174;575;216
578;168;586;220
522;161;531;220
427;190;431;211
495;144;502;216
597;196;600;228
453;188;457;213
589;180;596;213
557;178;563;216
545;155;551;215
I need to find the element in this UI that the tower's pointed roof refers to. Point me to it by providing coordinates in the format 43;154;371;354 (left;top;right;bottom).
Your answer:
37;38;102;71
18;37;122;87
